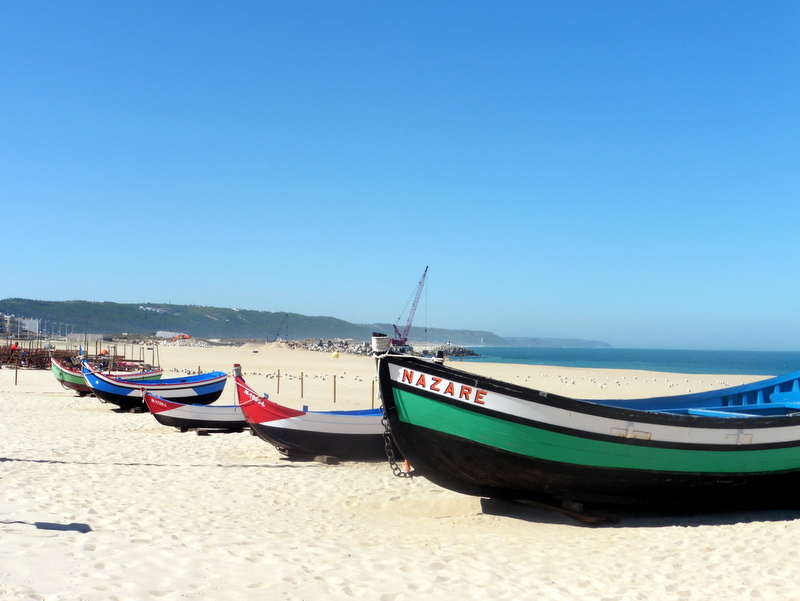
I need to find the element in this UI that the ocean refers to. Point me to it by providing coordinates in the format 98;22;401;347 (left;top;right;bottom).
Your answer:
461;347;800;376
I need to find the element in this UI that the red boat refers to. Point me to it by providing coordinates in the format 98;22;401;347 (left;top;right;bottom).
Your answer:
233;364;387;460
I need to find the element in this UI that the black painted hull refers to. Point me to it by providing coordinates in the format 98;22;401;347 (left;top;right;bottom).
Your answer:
249;422;387;459
378;354;800;508
92;387;224;410
151;412;247;431
392;422;800;507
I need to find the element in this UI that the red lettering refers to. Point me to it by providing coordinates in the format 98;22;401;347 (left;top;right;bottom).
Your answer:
402;370;414;384
459;385;473;400
444;382;455;396
415;374;426;388
431;376;442;392
474;389;487;405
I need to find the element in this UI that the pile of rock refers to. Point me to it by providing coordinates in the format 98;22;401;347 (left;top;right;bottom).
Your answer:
425;345;479;358
304;339;374;356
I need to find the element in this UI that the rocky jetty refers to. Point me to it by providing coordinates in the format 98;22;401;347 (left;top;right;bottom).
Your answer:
422;345;479;358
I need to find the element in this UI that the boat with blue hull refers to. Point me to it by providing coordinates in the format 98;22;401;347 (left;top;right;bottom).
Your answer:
51;356;162;396
82;361;227;410
377;353;800;509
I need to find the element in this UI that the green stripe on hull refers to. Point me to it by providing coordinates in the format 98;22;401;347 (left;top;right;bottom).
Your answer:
393;389;800;474
52;365;84;385
52;364;161;385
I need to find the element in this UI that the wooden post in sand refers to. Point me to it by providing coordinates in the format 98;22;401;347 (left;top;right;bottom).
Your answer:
301;372;304;399
277;369;281;394
333;375;337;404
372;380;375;409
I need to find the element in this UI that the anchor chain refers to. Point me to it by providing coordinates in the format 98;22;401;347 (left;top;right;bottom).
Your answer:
381;405;414;478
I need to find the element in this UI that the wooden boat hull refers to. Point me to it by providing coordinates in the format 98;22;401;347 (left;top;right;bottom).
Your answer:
82;362;227;410
51;357;162;395
143;392;247;431
378;354;800;507
234;366;386;459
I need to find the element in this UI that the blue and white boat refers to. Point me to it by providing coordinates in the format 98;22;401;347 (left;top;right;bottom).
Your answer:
82;361;227;410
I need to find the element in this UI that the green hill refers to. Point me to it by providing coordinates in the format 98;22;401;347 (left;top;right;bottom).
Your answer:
0;298;506;345
0;298;610;348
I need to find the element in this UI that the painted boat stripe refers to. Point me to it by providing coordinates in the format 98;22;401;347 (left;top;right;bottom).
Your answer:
393;389;800;473
161;408;244;420
255;416;384;435
388;364;800;447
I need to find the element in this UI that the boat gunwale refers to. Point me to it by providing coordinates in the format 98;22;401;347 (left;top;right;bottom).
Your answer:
378;354;800;506
82;361;227;391
382;355;800;431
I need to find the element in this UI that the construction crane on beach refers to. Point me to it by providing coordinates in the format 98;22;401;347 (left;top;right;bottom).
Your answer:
390;266;428;347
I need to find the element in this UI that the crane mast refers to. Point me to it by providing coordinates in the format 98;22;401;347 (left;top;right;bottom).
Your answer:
391;266;428;347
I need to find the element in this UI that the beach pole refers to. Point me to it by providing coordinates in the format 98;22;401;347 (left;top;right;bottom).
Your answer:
15;357;19;385
301;372;304;399
333;375;337;404
277;369;281;394
370;332;389;410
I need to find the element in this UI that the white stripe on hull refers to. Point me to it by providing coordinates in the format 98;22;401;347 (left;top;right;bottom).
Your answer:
389;364;800;447
258;414;384;435
161;405;244;422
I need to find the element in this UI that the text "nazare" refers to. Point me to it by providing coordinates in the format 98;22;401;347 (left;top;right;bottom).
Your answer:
401;369;488;405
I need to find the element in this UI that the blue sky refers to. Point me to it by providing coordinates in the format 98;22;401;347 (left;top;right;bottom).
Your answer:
2;1;799;351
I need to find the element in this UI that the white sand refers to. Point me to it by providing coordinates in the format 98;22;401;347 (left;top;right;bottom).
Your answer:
2;344;800;600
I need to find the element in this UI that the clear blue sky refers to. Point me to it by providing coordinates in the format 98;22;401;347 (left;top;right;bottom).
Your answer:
2;1;799;351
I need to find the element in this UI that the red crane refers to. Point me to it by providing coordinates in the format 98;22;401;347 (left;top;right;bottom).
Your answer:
391;266;428;347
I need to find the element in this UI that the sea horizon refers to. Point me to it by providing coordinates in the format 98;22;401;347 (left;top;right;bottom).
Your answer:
461;346;800;376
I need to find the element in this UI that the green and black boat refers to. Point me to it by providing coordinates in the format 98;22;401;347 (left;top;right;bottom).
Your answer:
377;353;800;509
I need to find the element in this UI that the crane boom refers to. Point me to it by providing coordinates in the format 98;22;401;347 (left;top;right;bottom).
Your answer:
391;266;428;346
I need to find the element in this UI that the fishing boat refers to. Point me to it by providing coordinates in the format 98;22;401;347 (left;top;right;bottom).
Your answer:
377;352;800;509
143;391;247;432
233;364;387;460
82;361;227;410
51;356;162;396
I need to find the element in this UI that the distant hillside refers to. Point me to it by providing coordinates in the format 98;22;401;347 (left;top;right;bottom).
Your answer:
372;325;507;347
502;337;613;349
0;298;371;341
0;298;498;344
0;298;610;349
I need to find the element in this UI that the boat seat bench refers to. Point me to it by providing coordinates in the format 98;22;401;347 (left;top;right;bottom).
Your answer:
678;401;800;418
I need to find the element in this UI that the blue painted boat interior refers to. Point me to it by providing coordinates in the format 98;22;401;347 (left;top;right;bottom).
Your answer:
318;408;382;416
82;363;226;386
588;370;800;417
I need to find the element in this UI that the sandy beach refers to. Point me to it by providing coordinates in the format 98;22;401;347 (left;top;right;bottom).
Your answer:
3;343;800;600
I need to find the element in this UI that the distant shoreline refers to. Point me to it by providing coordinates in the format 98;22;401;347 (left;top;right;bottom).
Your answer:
456;346;800;376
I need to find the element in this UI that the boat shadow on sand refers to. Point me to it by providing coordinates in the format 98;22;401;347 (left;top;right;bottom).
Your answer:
0;519;92;533
0;456;314;470
480;497;800;528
